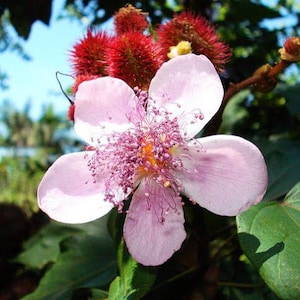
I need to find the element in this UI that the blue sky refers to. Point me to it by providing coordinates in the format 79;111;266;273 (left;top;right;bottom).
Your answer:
0;0;112;119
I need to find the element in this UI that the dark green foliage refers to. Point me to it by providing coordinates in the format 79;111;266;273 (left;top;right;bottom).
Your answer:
0;0;52;38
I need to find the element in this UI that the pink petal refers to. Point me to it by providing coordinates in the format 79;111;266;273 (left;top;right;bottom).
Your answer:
74;77;141;144
123;179;186;266
38;152;116;224
177;135;268;216
148;54;223;139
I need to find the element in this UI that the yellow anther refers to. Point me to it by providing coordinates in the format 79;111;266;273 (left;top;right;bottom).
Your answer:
163;180;171;188
140;143;156;166
168;41;192;59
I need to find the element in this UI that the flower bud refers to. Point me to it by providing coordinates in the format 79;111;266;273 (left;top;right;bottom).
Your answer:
279;37;300;62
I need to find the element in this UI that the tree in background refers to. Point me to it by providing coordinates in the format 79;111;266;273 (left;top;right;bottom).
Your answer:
0;101;75;212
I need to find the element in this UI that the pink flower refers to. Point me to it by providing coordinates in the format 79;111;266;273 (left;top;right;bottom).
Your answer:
38;54;268;266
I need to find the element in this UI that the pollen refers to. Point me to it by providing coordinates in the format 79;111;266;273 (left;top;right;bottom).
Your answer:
168;41;192;59
138;138;173;176
163;180;171;188
140;142;157;167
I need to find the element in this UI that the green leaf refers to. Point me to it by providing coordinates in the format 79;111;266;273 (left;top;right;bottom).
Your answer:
237;182;300;299
22;235;117;300
220;89;250;134
90;288;109;299
15;222;82;269
15;216;111;270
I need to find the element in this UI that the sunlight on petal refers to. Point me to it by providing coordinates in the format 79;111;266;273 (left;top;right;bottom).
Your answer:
74;77;141;145
178;135;268;216
38;152;115;223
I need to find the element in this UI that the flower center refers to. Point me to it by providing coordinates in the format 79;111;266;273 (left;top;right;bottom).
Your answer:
86;94;188;209
140;142;157;168
138;135;170;170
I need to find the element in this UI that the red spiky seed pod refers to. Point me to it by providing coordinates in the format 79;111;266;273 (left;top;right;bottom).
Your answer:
114;4;149;35
70;28;111;77
157;12;231;73
107;32;164;90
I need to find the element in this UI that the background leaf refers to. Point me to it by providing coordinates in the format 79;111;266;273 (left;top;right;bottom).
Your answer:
15;215;111;270
22;234;117;300
14;222;82;269
15;215;117;299
258;140;300;201
276;83;300;116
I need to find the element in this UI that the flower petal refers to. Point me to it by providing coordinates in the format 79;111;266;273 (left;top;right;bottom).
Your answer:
177;135;268;216
123;179;186;266
148;54;223;139
38;152;115;224
74;77;141;144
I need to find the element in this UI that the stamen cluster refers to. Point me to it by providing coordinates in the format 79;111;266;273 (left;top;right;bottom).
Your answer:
86;95;188;210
